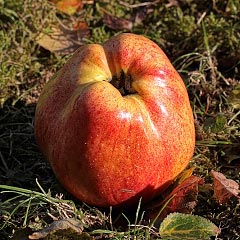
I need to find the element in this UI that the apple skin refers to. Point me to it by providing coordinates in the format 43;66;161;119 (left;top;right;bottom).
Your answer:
34;33;195;207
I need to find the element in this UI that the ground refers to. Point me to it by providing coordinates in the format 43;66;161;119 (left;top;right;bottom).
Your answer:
0;0;239;239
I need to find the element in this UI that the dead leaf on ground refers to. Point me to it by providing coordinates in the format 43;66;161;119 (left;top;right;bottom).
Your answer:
103;13;133;30
145;175;204;226
50;0;83;15
211;170;240;204
72;21;89;31
28;218;86;239
36;22;89;55
102;5;154;30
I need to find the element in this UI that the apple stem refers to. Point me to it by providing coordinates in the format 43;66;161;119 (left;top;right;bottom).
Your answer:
110;71;137;96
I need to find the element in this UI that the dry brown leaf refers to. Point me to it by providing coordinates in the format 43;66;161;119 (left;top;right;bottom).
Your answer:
145;175;204;226
211;170;240;204
28;218;84;239
72;21;89;31
36;23;89;55
103;13;133;30
50;0;83;15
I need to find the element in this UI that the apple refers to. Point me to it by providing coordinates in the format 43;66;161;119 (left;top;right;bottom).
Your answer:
34;33;195;207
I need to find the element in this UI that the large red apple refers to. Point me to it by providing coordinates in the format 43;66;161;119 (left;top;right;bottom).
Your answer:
35;33;195;207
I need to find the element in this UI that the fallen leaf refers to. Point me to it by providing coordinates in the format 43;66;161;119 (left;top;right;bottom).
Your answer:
72;21;89;31
211;170;240;204
28;218;85;239
50;0;83;15
103;13;133;30
145;175;204;225
36;23;89;55
159;213;220;240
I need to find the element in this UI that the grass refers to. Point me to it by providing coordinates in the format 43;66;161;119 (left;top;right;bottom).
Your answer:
0;0;240;239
